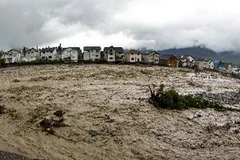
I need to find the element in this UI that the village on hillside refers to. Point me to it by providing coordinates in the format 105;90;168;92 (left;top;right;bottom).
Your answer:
0;44;240;75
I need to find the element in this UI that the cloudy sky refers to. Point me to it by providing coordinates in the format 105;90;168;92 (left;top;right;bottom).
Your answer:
1;0;240;52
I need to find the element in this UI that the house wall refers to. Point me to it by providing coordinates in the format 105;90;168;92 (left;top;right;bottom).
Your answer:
153;54;160;64
141;54;150;63
83;51;90;61
62;49;78;62
105;49;116;62
6;51;22;63
90;50;101;60
84;50;101;61
41;49;58;60
159;58;177;67
195;61;209;69
23;51;40;62
208;61;214;70
71;51;78;62
125;53;141;63
116;52;124;62
142;53;159;64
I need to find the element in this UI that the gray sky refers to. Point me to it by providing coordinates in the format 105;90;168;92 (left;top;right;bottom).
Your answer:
1;0;240;52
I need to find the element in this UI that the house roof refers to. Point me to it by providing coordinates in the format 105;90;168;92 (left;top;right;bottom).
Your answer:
193;57;212;62
84;46;101;51
142;51;159;55
40;48;56;52
159;54;178;60
104;46;124;53
125;49;141;55
27;48;38;52
8;49;21;53
63;47;81;52
213;60;222;64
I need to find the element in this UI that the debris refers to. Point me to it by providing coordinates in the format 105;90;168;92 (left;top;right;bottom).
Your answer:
0;105;5;114
53;110;66;117
88;130;98;137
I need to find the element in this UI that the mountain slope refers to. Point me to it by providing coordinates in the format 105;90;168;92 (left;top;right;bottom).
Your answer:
158;46;240;66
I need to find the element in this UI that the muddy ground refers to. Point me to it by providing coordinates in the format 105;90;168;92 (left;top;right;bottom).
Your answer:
0;64;240;160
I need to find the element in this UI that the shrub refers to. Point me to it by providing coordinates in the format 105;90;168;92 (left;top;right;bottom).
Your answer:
0;58;6;67
149;85;225;111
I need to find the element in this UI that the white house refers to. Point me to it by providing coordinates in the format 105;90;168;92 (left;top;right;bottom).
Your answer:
83;46;101;61
194;58;214;70
103;46;124;62
125;50;142;63
22;48;40;62
40;47;59;61
61;47;81;62
141;51;160;64
180;55;195;68
3;49;23;63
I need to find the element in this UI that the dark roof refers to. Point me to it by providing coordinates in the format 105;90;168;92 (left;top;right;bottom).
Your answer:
40;48;56;52
27;48;38;52
194;57;208;61
126;49;141;54
63;47;81;52
8;49;21;53
159;54;178;60
83;46;101;51
104;46;124;53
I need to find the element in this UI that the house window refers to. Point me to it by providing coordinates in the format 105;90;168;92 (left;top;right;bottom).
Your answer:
110;53;113;55
48;56;52;59
131;58;134;61
96;55;99;57
137;59;140;61
110;57;113;60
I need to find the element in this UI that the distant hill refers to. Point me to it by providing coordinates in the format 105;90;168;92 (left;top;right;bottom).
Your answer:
157;46;240;66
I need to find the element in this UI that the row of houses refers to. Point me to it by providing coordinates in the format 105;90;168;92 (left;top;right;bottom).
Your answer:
0;45;239;74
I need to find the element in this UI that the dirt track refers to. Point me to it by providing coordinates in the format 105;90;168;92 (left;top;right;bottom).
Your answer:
0;64;240;160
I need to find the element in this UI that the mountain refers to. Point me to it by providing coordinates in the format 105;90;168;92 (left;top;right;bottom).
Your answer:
158;46;240;66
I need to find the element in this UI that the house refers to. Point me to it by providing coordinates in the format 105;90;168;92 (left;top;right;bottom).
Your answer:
221;62;232;72
61;47;81;62
213;60;224;71
125;50;142;63
22;48;40;62
230;65;239;74
83;46;101;61
159;54;179;67
179;55;195;68
141;51;160;64
103;46;124;62
3;49;22;63
40;47;59;61
194;57;214;70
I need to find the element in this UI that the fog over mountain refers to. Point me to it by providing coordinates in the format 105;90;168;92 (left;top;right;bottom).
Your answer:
1;0;240;53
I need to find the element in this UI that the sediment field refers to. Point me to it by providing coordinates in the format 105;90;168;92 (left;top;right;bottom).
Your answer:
0;64;240;160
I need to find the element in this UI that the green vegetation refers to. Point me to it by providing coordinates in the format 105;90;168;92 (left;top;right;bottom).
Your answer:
149;85;225;111
0;58;6;67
